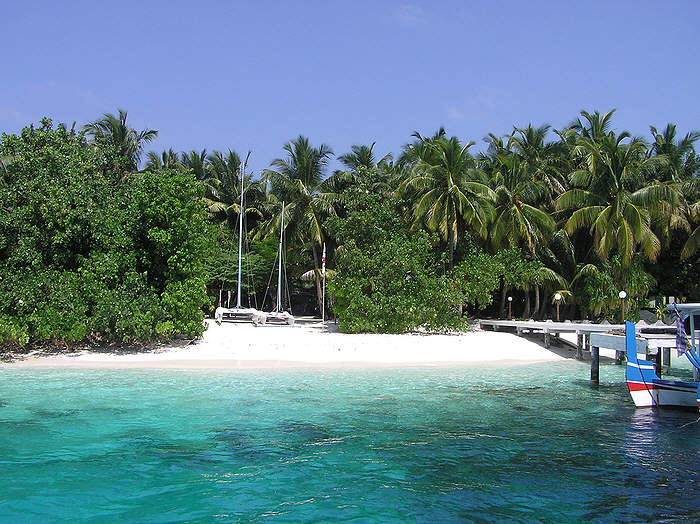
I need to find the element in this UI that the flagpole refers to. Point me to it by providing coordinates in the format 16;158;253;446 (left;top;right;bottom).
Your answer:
322;243;326;323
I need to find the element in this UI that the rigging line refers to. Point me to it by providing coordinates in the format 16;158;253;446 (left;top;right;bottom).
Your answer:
640;348;659;409
245;239;258;310
679;416;700;429
283;229;292;314
241;182;248;308
261;226;280;312
242;212;256;308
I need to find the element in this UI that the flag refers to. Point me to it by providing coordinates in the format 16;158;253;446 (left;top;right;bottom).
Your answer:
322;243;326;278
674;304;690;356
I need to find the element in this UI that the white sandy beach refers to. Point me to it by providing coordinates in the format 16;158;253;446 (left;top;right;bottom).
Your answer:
6;320;566;369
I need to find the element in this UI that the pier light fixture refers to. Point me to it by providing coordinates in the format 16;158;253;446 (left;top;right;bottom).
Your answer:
554;293;562;322
508;296;513;320
619;290;628;322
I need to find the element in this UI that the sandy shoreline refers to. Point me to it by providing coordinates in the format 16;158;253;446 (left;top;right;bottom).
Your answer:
4;320;566;369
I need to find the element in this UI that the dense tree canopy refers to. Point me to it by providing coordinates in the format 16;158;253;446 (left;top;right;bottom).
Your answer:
2;107;700;344
0;119;211;348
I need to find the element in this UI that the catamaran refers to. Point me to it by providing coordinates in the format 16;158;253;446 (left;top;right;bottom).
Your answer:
253;201;295;326
625;303;700;410
214;153;263;324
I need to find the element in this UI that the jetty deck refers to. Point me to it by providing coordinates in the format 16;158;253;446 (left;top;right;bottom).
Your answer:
479;319;678;383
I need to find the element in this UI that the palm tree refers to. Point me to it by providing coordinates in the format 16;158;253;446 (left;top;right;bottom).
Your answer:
682;200;700;259
508;124;567;200
263;136;336;313
329;143;394;200
145;149;181;171
202;150;266;230
648;123;700;182
483;142;557;317
488;152;556;256
399;134;495;267
556;129;672;266
338;142;392;171
644;124;700;244
83;109;157;173
181;150;209;180
568;109;617;142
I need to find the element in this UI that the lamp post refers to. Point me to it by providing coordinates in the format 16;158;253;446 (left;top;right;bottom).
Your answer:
619;290;627;322
508;296;513;320
554;293;562;322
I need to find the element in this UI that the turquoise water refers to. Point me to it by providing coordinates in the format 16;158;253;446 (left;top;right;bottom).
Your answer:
1;362;699;522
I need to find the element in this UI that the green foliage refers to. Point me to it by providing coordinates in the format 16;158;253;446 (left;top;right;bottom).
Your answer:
203;227;280;307
495;249;544;291
450;249;504;312
328;190;463;333
0;120;212;349
646;230;700;301
5;107;700;341
576;255;654;320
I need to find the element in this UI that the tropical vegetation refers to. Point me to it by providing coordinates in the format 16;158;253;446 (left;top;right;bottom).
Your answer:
2;107;700;346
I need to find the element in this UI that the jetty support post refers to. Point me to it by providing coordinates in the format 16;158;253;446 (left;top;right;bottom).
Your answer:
576;333;589;361
615;349;624;365
544;329;550;349
646;345;662;378
577;332;583;357
576;333;585;360
654;349;662;377
590;345;600;384
662;347;671;372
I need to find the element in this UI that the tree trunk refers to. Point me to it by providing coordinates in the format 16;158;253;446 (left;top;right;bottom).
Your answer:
311;241;324;317
534;286;540;320
500;286;506;318
523;290;531;319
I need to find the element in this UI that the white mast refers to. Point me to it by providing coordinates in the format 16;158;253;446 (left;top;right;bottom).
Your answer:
322;242;326;323
276;202;285;313
236;152;250;309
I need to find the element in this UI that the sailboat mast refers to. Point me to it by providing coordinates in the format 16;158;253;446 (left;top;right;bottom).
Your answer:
277;202;285;312
236;153;248;309
322;242;326;323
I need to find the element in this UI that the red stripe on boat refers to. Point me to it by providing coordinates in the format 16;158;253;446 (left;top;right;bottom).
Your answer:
627;382;655;391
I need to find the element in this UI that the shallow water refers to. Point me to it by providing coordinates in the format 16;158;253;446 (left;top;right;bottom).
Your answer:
1;361;698;522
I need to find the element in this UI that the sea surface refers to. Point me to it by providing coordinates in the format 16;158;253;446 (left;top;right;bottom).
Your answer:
1;360;699;523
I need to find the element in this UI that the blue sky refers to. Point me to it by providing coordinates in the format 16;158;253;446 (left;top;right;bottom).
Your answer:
1;1;698;174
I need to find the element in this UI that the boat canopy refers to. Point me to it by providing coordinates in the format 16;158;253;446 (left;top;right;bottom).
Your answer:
667;304;700;378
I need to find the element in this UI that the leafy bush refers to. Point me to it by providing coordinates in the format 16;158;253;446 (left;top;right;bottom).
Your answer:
450;249;504;312
327;189;463;333
0;120;212;349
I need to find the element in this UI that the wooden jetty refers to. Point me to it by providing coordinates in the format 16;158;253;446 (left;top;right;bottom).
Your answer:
479;319;677;384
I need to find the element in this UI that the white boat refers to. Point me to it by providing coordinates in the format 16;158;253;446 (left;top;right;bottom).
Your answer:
214;153;263;324
256;201;294;326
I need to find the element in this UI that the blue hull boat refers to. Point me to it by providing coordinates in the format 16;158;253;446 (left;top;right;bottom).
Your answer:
625;304;700;410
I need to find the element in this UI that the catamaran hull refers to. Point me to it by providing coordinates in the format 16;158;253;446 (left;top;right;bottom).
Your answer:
214;307;262;324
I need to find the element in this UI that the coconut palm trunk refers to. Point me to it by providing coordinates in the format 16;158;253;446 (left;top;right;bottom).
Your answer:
523;291;531;318
500;286;507;318
311;241;324;316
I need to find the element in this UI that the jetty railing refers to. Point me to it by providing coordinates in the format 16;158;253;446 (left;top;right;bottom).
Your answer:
479;319;677;384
